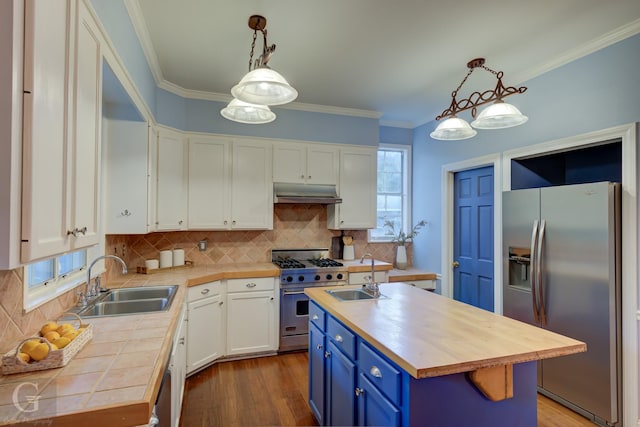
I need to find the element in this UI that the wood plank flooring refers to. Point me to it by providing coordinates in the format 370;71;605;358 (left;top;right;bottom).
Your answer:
180;352;595;427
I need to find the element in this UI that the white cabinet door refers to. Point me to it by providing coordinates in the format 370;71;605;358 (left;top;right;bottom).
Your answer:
21;0;73;261
328;147;377;229
21;0;102;261
230;140;273;229
171;304;187;427
307;145;338;185
273;143;306;183
226;289;277;356
273;142;338;185
103;120;151;234
188;136;230;229
186;292;225;374
156;128;187;231
71;1;101;248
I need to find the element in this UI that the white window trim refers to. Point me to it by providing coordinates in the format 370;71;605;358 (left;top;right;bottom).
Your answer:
23;245;101;313
368;143;413;243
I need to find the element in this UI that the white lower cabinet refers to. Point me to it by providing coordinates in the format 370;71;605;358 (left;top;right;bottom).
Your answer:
226;277;278;356
186;281;225;374
406;279;436;290
171;303;187;427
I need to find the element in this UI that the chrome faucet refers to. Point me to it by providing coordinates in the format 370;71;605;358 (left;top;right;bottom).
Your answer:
85;255;128;299
359;253;380;298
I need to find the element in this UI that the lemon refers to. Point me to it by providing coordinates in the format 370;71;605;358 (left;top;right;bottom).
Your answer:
52;336;71;349
28;343;50;361
40;322;58;335
18;352;30;363
43;331;60;343
63;330;79;341
20;339;40;355
56;323;74;336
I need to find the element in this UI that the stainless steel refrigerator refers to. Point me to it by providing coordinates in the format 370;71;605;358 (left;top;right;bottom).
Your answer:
502;181;621;426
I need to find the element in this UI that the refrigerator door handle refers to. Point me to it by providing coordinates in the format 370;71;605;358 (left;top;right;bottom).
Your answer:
537;219;547;326
530;220;540;324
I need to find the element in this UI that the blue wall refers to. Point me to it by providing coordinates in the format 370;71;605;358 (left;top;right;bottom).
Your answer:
411;33;640;272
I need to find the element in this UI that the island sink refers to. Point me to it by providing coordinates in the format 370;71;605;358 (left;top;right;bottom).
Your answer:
326;288;382;301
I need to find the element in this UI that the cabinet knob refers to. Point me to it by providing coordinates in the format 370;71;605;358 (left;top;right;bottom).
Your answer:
316;344;323;350
307;175;311;179
219;301;224;306
335;334;343;343
311;314;319;320
355;387;364;397
300;174;305;179
369;366;382;378
201;288;210;295
67;229;78;237
178;338;185;345
246;282;257;288
324;351;331;359
77;226;87;235
224;220;228;225
178;220;183;225
232;220;236;225
270;296;274;301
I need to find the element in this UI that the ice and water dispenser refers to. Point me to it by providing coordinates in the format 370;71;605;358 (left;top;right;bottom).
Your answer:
508;247;531;291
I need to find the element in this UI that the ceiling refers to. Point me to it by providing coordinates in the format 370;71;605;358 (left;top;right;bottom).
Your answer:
130;0;640;127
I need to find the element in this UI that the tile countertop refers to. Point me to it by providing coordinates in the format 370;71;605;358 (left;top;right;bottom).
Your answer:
0;263;280;427
305;283;586;380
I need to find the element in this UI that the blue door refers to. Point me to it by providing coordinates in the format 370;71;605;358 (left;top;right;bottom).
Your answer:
453;166;494;311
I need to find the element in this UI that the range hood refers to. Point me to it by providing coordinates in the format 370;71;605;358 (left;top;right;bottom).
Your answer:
274;182;342;204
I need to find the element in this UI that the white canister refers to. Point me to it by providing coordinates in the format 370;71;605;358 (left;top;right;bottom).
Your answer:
145;259;159;270
159;250;173;268
343;245;355;261
172;249;185;266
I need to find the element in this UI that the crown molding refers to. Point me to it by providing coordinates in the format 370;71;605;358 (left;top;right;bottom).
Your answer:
511;18;640;85
124;0;164;85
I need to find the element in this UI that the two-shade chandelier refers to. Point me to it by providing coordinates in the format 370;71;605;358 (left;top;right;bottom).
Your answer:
221;15;297;124
430;58;528;140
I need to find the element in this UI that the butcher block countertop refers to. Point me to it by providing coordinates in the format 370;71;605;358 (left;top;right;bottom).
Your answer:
339;259;393;273
305;283;586;379
0;263;279;427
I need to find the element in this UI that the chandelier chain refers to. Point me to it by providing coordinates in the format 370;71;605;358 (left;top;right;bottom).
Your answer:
453;68;474;97
248;30;258;71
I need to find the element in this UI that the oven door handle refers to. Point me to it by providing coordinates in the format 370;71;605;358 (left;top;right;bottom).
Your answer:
282;290;307;296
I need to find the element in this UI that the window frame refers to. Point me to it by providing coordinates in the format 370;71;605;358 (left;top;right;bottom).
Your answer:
368;143;413;243
23;248;92;313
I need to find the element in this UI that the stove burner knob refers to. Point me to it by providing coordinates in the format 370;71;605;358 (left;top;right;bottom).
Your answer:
286;276;293;282
315;275;321;281
298;276;305;282
326;274;333;280
336;273;343;280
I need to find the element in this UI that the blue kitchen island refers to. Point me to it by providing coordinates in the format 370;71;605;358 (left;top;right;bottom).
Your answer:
305;283;586;427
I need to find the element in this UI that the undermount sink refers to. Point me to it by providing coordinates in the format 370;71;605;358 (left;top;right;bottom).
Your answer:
326;288;384;301
74;285;178;318
98;285;177;302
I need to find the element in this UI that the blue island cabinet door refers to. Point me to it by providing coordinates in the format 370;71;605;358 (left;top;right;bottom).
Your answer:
357;373;401;426
309;323;326;424
327;341;357;426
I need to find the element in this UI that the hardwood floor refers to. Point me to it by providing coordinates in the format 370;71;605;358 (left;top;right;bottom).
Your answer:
180;352;595;427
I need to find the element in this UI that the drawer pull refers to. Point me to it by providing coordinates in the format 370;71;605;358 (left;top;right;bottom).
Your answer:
311;314;319;320
370;366;382;378
246;282;257;288
335;334;343;343
201;288;210;295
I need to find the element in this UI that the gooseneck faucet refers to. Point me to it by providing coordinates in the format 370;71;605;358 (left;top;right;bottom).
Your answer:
85;255;128;298
359;253;380;298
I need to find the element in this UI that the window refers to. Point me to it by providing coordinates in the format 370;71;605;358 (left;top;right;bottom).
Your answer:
24;249;88;312
369;144;412;242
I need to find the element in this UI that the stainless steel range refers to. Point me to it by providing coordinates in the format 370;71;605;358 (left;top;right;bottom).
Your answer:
272;248;348;352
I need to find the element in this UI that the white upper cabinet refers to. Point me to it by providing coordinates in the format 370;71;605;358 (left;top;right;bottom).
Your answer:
187;136;272;230
103;119;155;234
273;142;338;185
328;146;377;230
155;128;187;231
188;136;230;229
230;139;273;229
21;0;102;262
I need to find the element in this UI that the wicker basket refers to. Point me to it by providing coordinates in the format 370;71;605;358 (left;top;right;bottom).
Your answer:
1;312;93;375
